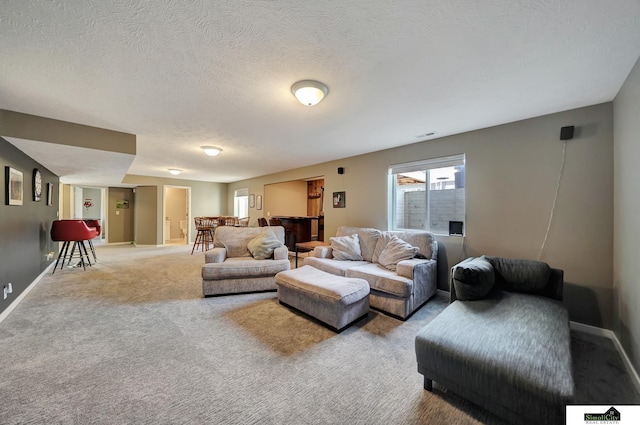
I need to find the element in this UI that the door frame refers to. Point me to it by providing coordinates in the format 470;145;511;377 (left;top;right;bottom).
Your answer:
162;185;191;245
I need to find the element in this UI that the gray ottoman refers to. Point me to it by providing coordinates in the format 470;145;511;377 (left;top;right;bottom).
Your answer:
275;265;370;332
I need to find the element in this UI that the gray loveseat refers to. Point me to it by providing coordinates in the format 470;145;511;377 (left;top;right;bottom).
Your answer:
202;226;291;296
304;226;437;319
415;256;574;425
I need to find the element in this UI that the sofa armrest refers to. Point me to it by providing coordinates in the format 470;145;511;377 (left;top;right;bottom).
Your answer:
273;246;289;261
396;258;430;279
205;247;227;263
312;246;334;259
547;268;564;301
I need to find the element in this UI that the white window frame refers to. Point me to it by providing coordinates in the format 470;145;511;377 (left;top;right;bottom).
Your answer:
388;154;465;235
234;188;249;218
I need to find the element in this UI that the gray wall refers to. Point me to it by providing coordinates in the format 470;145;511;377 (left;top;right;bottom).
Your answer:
613;55;640;372
0;137;59;315
229;103;614;329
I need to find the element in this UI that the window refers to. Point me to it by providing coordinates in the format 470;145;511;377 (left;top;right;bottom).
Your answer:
234;189;249;218
389;154;465;235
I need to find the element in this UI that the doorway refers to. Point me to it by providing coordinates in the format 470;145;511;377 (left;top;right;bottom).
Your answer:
73;186;106;244
164;186;190;246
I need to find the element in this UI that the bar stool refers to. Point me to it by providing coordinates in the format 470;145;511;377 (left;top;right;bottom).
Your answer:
191;217;216;254
50;220;99;273
83;219;101;262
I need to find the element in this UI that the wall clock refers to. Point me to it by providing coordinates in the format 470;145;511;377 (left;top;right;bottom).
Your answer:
33;168;42;201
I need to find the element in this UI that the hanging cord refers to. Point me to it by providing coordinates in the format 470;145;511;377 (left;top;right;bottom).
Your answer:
458;233;467;263
537;140;567;261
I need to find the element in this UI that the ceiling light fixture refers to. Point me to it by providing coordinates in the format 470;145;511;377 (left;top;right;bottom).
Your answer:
168;168;182;175
201;146;222;156
291;80;329;106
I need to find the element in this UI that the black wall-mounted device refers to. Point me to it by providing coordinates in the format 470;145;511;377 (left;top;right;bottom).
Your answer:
449;221;464;236
560;126;574;140
337;167;344;174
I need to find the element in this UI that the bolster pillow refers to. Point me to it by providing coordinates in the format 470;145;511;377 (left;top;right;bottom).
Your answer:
485;256;551;293
452;256;495;301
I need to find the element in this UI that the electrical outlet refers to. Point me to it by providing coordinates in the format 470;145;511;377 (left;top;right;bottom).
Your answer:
2;286;7;300
46;252;54;261
7;283;12;294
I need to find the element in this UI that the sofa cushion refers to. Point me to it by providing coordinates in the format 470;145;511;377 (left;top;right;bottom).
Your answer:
247;230;282;260
202;257;291;280
377;236;419;271
336;226;381;262
486;256;551;293
346;263;413;298
330;234;364;261
303;257;371;276
452;256;495;301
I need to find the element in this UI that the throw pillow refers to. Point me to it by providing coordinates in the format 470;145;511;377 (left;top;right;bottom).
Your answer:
330;234;363;261
452;256;495;301
372;231;396;263
247;230;282;260
377;236;419;271
485;256;551;293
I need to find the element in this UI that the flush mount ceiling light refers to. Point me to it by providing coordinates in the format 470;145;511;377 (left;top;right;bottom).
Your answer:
201;146;222;156
168;168;182;175
291;80;329;106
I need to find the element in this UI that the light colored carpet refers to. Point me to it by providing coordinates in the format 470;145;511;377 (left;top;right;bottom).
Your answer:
0;244;637;424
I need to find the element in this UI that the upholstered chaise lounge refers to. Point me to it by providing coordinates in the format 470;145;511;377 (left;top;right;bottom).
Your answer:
415;256;574;425
304;226;437;319
202;226;290;296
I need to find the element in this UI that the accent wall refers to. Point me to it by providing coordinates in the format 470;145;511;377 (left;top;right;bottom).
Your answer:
0;137;59;316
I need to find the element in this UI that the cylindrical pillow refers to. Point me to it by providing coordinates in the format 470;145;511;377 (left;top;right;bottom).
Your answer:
452;256;495;301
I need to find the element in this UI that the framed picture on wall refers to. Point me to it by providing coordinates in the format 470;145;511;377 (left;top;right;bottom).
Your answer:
332;191;345;208
249;193;255;208
116;199;129;209
256;195;262;210
5;166;24;206
47;183;54;206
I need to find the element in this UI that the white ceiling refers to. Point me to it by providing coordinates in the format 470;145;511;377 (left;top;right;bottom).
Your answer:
2;1;640;185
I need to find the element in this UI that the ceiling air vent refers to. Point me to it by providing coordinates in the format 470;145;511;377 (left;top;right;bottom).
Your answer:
416;131;437;140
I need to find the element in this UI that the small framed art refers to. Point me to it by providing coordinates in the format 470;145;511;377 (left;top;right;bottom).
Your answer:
256;195;262;210
249;193;255;208
332;191;345;208
5;166;24;206
47;183;54;206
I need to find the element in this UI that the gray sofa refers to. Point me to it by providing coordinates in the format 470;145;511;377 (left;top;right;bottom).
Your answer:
415;256;574;425
304;226;437;319
202;226;291;296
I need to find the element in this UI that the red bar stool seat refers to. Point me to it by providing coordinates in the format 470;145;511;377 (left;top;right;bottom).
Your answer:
51;220;99;273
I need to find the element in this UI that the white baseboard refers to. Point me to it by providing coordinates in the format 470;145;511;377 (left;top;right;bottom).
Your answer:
570;320;640;395
0;262;55;324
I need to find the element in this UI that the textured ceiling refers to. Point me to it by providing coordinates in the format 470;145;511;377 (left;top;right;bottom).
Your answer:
1;0;640;184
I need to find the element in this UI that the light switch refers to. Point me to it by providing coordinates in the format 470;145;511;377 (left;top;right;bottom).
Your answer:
116;210;120;215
